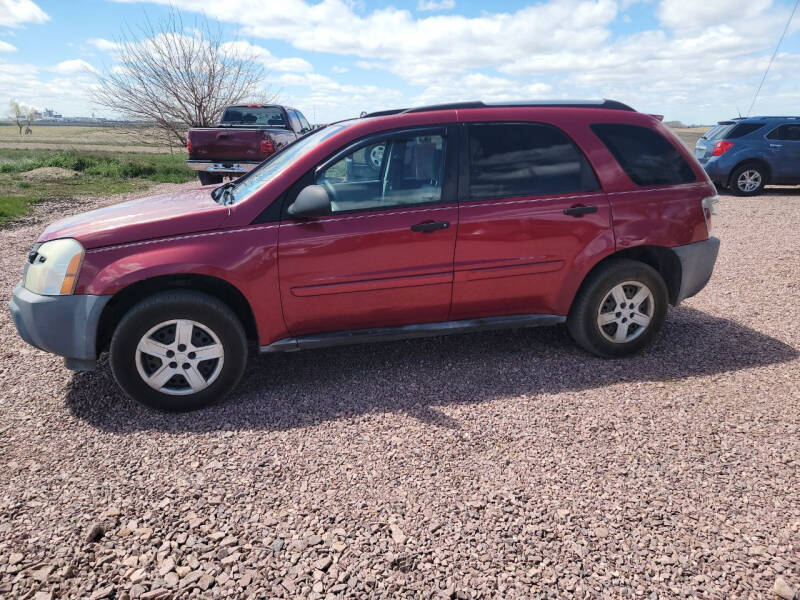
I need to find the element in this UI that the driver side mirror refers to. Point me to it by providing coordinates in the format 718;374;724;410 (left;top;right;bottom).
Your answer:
287;184;332;218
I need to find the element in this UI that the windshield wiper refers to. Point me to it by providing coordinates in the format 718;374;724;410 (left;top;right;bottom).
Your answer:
211;181;237;205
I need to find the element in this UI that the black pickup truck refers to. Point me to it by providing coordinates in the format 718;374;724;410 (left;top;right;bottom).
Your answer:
187;105;312;185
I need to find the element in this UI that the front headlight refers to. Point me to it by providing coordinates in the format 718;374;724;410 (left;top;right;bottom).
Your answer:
23;238;85;295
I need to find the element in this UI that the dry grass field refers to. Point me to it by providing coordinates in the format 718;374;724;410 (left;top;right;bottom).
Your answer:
0;125;180;154
671;127;709;148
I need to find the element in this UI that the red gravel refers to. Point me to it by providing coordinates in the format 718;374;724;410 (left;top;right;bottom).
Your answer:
1;187;798;599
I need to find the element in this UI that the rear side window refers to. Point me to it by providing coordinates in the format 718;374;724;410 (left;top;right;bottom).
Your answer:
728;123;765;138
287;110;303;132
591;123;696;186
295;111;312;132
767;124;800;141
467;123;598;200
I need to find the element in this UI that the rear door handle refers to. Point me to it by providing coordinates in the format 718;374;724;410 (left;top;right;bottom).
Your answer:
411;220;450;233
770;144;783;148
563;205;598;217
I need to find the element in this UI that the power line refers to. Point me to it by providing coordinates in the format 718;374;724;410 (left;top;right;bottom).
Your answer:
747;0;800;116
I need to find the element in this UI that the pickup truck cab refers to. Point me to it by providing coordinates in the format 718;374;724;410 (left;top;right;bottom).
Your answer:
187;104;312;185
10;100;720;412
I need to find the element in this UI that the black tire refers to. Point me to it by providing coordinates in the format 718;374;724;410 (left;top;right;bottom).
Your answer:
198;172;224;186
109;290;247;411
567;259;668;358
729;163;765;196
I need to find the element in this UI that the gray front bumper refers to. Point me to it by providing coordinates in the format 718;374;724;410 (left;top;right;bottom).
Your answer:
9;282;112;371
672;237;720;303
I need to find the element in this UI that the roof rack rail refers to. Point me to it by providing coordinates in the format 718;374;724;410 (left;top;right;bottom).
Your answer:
362;99;635;118
360;108;409;118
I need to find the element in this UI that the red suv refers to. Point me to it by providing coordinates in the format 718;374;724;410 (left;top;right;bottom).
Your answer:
10;100;720;411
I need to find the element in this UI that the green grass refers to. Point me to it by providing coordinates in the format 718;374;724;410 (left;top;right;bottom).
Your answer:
0;195;29;222
0;149;194;227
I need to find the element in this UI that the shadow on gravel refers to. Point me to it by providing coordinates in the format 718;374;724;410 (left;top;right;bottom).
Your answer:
66;306;798;433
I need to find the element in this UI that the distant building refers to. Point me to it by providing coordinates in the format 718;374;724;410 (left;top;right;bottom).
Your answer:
35;108;63;121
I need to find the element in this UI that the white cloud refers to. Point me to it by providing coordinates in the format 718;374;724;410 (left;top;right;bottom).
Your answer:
51;58;98;75
84;0;800;123
216;40;314;72
0;59;99;118
0;0;48;27
658;0;773;32
88;38;119;52
331;65;348;73
0;40;17;52
417;0;455;11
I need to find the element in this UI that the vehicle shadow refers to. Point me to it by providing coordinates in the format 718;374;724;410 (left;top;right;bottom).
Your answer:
65;306;798;433
719;186;800;197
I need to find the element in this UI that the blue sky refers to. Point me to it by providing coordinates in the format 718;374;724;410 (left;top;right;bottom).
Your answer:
1;0;799;124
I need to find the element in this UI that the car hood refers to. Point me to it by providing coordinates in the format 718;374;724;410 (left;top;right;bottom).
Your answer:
39;186;230;249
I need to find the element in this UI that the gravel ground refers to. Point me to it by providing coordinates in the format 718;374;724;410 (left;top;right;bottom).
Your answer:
1;186;799;599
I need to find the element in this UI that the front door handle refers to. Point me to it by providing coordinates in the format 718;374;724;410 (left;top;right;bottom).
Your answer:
411;220;450;233
564;205;598;217
770;144;783;148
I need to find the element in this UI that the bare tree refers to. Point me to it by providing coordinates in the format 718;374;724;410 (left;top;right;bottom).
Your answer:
25;105;34;134
94;9;268;147
8;100;24;135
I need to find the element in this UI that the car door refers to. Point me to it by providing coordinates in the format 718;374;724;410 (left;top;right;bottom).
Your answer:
767;123;800;183
278;126;458;336
450;121;613;320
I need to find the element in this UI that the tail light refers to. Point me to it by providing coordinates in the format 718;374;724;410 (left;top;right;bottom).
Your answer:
702;195;720;235
712;140;733;156
260;137;275;155
186;139;192;154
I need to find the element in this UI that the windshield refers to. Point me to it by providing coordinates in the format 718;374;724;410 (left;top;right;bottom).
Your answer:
221;106;287;127
229;123;351;204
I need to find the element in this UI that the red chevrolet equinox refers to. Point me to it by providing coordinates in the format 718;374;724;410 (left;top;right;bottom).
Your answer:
10;100;720;411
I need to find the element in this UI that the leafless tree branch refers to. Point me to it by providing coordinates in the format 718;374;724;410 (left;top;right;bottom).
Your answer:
93;8;270;147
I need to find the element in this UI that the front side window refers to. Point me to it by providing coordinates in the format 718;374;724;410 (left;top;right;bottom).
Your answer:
467;123;598;201
767;124;800;141
316;133;445;213
591;123;696;186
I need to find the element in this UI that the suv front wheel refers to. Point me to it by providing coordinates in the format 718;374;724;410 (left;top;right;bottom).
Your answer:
110;290;247;411
568;259;668;358
730;164;766;196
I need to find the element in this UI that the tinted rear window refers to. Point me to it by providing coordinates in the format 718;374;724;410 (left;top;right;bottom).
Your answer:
221;106;286;127
703;123;735;141
467;123;598;200
591;123;696;186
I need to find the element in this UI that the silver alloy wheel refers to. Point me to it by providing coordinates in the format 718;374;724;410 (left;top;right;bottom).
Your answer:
368;145;385;169
737;169;762;193
135;319;224;395
597;281;655;344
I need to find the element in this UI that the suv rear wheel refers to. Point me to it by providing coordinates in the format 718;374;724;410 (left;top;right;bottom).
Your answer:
730;164;765;196
568;259;668;358
109;290;247;411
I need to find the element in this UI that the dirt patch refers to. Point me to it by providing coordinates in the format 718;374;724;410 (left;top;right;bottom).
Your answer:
20;167;81;182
